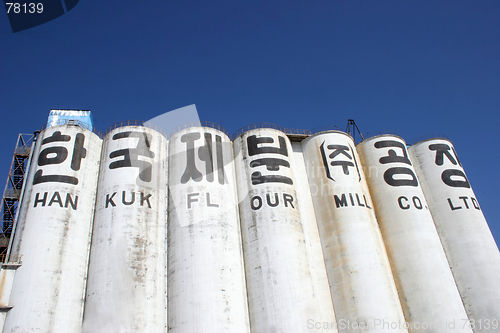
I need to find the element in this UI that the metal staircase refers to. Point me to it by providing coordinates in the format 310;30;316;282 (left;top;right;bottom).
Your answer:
0;134;36;254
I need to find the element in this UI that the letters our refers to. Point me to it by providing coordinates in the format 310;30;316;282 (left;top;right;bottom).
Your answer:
250;193;295;210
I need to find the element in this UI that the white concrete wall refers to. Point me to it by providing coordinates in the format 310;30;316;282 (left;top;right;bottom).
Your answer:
82;126;168;333
0;267;18;330
167;127;250;333
357;135;471;333
0;268;16;308
302;131;407;333
3;125;102;333
233;128;337;333
409;139;500;333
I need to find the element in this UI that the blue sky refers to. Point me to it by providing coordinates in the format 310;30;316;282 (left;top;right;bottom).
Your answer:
1;1;499;244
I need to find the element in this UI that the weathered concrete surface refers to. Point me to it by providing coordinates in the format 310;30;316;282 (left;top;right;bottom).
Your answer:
409;139;500;333
357;135;472;333
302;131;407;333
3;125;102;333
167;127;250;333
234;128;337;333
82;126;168;333
0;267;18;330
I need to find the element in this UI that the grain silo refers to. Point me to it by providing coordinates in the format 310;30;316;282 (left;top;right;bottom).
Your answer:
0;112;498;333
409;138;500;333
233;127;336;333
357;135;472;332
288;139;339;333
167;124;250;333
3;124;102;332
302;131;407;332
82;124;168;332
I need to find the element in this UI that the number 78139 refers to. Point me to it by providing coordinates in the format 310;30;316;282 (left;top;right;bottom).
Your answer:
5;3;43;14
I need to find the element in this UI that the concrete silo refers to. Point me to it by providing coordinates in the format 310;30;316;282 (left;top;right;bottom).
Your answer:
409;139;500;333
288;140;339;333
3;124;102;332
301;131;407;333
82;125;168;332
233;127;336;333
357;135;471;333
167;125;250;333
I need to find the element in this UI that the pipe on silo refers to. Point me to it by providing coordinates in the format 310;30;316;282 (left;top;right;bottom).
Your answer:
82;126;168;332
409;139;500;333
233;128;337;333
302;131;407;333
167;126;250;333
3;125;102;333
357;135;472;333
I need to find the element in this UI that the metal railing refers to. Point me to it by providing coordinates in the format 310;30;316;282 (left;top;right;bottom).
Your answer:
283;128;312;136
231;123;286;139
363;130;404;140
231;123;344;140
408;133;450;145
3;188;21;200
37;118;418;144
0;253;22;264
39;119;103;138
102;121;346;141
105;120;169;138
169;121;230;138
310;125;342;135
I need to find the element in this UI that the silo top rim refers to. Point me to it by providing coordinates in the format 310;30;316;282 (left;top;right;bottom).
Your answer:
105;120;169;137
231;123;341;140
40;122;103;139
356;133;406;147
232;123;290;139
105;120;231;139
169;121;230;138
409;137;452;147
301;130;354;145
